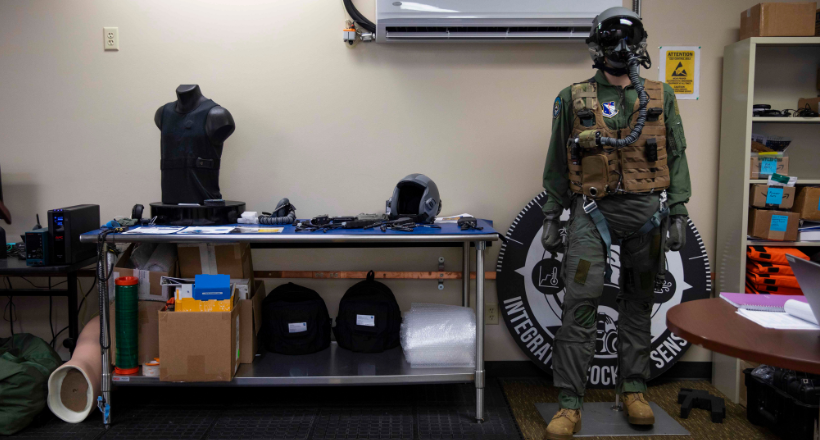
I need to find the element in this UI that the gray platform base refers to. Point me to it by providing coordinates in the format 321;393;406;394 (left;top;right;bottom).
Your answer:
536;402;690;437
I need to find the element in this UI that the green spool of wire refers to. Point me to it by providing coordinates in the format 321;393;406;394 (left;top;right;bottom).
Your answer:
114;276;139;375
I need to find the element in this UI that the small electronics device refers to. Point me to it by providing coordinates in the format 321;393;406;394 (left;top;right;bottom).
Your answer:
48;204;100;265
25;228;50;266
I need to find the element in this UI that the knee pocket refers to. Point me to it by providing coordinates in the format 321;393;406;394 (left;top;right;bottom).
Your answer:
570;301;597;329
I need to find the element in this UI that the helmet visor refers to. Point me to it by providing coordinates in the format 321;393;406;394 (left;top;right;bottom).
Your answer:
597;16;644;48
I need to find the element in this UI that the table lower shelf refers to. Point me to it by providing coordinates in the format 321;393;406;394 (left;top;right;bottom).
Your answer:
111;342;475;386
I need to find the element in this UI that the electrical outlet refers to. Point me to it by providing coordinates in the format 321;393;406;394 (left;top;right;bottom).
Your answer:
104;27;119;51
486;303;499;325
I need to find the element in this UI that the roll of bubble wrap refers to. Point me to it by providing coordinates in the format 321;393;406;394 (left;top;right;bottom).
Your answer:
400;303;476;368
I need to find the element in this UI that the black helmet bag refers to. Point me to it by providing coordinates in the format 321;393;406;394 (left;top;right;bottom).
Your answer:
261;282;331;355
333;271;402;353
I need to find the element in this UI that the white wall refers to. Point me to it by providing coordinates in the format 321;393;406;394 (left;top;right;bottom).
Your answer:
1;0;812;362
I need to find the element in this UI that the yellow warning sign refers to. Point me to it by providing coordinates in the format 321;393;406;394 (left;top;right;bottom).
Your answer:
664;50;695;95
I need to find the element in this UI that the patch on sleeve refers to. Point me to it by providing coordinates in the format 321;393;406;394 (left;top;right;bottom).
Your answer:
553;97;562;119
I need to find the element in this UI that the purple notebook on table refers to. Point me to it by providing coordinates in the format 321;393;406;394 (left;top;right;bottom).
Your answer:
720;292;807;312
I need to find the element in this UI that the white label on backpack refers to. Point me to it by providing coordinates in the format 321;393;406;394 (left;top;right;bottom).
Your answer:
356;315;375;327
288;322;307;333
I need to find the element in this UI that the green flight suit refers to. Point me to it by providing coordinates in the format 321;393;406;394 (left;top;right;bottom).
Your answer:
542;71;692;409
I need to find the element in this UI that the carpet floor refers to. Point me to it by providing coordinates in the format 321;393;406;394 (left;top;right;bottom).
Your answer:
501;378;783;440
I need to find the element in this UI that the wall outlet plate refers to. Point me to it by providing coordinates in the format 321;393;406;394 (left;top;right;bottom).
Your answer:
104;27;119;51
486;303;499;325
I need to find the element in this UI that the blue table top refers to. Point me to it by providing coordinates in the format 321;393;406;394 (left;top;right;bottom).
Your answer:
80;219;498;244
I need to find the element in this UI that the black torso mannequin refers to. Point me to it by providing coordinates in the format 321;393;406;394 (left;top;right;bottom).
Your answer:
154;85;235;141
155;85;236;204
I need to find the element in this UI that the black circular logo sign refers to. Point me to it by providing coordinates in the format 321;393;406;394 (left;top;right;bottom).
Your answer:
496;192;711;388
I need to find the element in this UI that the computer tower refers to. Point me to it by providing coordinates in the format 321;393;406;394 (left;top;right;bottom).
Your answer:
48;204;99;265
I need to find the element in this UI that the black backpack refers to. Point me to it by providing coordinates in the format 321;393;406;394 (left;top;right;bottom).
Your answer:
333;271;401;353
261;283;331;355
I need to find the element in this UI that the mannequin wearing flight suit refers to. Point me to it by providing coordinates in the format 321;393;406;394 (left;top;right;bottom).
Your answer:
540;7;692;439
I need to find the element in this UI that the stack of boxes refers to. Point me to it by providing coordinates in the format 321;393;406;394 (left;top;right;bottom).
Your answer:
745;246;807;295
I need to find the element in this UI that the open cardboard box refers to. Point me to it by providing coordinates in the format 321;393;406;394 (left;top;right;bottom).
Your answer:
159;297;240;382
177;243;254;285
157;279;265;381
113;244;178;302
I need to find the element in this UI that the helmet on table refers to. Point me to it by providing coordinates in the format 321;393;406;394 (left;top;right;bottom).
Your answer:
385;174;442;224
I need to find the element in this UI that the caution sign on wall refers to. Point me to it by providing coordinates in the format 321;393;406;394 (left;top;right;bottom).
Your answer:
658;46;700;100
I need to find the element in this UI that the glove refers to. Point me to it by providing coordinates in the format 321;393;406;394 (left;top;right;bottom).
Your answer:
541;212;563;252
666;215;687;252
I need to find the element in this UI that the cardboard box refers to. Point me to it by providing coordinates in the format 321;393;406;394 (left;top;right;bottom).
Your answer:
238;280;265;364
798;97;820;113
748;208;800;241
816;9;820;36
792;186;820;221
113;244;178;302
178;243;254;284
158;304;240;382
740;3;816;40
750;156;788;179
749;184;796;209
109;300;164;365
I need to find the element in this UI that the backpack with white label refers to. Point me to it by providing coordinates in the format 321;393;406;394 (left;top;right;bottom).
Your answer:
261;282;331;355
333;270;402;353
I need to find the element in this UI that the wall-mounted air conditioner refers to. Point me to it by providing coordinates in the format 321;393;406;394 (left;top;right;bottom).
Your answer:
375;0;622;43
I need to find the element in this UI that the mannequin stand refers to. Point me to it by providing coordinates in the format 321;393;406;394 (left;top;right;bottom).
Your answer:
536;399;689;437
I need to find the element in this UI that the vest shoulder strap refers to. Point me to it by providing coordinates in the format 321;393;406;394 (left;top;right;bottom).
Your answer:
571;79;599;113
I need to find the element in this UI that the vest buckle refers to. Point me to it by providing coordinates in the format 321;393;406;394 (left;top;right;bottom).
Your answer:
647;107;663;122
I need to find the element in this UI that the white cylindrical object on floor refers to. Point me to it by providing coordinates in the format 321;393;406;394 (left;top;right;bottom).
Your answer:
47;316;102;423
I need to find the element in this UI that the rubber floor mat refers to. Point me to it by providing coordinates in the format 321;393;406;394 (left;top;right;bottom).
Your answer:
416;406;522;440
15;412;105;440
312;405;414;440
206;406;316;440
101;407;219;440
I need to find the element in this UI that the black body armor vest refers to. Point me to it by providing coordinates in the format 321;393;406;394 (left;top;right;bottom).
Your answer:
160;99;222;204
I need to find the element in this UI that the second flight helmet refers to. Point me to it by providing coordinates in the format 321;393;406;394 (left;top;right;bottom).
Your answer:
385;174;442;224
586;7;650;74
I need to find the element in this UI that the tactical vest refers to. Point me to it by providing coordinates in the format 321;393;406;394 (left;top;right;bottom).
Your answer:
160;99;223;205
566;79;670;199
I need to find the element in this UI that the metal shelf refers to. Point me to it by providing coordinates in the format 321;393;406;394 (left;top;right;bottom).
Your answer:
753;117;820;123
747;240;820;247
750;179;820;184
111;343;475;386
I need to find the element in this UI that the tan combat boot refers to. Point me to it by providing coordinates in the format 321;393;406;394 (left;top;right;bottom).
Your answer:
622;392;655;425
545;408;582;440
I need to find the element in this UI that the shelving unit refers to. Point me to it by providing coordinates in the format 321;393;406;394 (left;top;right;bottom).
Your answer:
715;37;820;402
82;222;499;427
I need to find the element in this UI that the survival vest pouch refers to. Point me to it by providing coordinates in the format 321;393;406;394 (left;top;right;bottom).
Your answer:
261;283;331;355
333;270;401;353
581;154;611;199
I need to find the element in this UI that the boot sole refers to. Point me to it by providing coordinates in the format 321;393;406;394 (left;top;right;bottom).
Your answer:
627;414;655;425
545;420;582;440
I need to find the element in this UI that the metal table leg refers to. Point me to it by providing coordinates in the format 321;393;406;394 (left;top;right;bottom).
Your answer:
65;272;79;354
99;244;112;427
462;242;470;308
475;241;486;422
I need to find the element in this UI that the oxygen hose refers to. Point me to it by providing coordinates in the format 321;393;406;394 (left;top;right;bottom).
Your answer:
597;53;648;148
258;198;297;225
